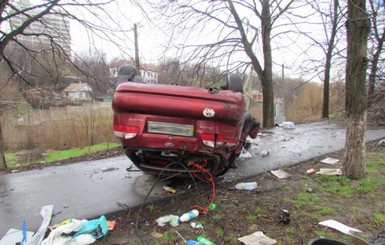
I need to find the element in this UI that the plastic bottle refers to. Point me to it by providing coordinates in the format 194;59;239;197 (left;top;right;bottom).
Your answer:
234;182;257;190
197;235;216;245
179;209;199;223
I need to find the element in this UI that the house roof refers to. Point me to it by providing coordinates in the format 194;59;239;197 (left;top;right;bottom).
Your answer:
63;82;92;92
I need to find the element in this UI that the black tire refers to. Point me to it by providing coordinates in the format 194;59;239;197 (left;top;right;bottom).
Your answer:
227;73;243;93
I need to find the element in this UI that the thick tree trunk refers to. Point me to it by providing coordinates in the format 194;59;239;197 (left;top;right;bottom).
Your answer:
344;112;367;179
344;0;370;179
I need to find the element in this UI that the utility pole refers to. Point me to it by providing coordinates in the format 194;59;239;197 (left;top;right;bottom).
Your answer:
134;23;140;70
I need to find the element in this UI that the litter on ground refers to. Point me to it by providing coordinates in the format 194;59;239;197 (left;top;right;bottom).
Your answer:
316;168;342;175
270;170;291;179
318;220;362;235
320;157;340;165
238;231;277;245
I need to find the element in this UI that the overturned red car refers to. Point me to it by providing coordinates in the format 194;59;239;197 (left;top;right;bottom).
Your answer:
112;72;260;177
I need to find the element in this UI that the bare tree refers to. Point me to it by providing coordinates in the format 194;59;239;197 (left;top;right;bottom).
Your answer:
367;0;385;103
0;0;138;170
154;0;300;128
299;0;346;119
344;0;370;179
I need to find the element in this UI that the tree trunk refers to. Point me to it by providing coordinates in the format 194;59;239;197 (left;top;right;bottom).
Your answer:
0;121;7;171
344;112;367;179
261;0;274;128
344;0;370;179
322;0;339;119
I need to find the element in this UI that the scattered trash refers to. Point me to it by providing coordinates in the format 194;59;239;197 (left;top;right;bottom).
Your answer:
0;228;34;245
279;209;291;225
259;149;271;157
191;222;204;229
155;214;179;227
209;203;216;211
238;231;277;245
316;168;342;176
179;209;199;223
306;168;317;175
280;121;295;130
162;185;176;194
100;167;119;172
197;235;216;245
239;149;252;159
107;220;116;231
378;139;385;146
26;205;53;245
234;182;257;191
320;157;340;165
270;170;291;179
151;231;163;239
318;220;362;235
42;215;108;245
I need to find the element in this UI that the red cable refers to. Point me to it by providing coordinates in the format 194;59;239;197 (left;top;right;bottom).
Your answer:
189;162;216;214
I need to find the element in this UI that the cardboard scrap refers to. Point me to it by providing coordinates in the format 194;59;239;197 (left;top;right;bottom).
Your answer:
270;170;291;179
320;157;340;165
238;231;277;245
319;220;362;235
316;168;342;175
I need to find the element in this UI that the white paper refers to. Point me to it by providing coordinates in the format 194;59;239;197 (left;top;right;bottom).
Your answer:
319;220;362;235
321;157;340;165
270;170;291;179
316;168;342;175
238;231;277;245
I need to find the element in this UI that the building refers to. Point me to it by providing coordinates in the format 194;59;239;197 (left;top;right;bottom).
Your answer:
63;82;93;101
110;61;159;84
7;0;71;58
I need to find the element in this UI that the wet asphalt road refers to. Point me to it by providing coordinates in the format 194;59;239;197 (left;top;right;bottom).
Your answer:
0;120;384;237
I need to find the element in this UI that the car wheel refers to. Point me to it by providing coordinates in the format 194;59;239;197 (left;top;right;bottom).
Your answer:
227;73;243;93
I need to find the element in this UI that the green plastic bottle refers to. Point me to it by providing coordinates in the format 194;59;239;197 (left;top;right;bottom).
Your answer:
197;235;216;245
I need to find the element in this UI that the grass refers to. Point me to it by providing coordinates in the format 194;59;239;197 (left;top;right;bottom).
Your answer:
5;142;121;168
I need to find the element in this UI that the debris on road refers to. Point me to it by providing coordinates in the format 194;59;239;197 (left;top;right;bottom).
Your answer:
0;228;34;245
320;157;340;165
378;139;385;146
238;231;277;245
100;167;119;172
318;219;362;235
27;205;53;245
280;121;295;130
239;149;252;159
270;170;291;179
259;149;271;157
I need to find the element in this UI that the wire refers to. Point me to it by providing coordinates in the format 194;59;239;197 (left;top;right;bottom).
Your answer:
189;161;216;214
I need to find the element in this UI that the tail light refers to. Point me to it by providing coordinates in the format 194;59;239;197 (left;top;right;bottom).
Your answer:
114;125;139;139
201;134;237;147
